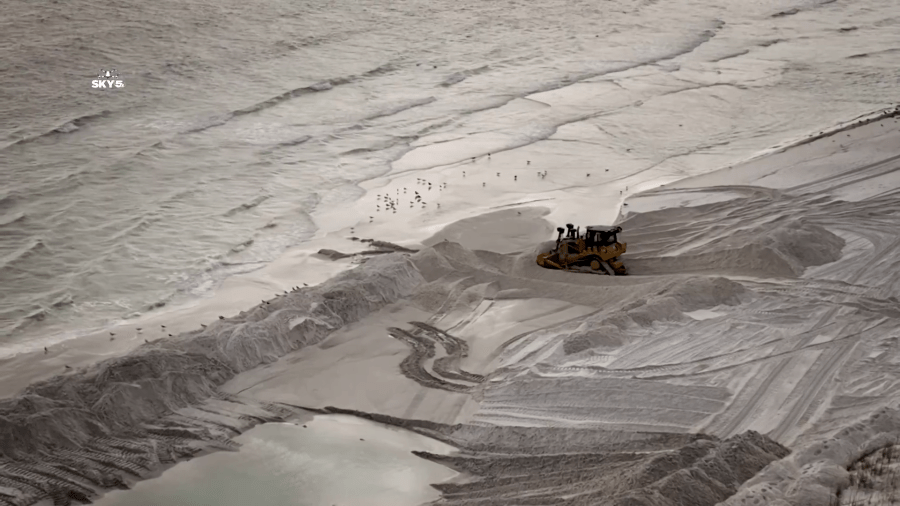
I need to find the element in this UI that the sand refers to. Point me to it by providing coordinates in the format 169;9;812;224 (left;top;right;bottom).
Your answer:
1;106;899;506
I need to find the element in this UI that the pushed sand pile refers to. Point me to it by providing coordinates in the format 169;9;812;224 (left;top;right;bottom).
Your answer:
621;204;846;278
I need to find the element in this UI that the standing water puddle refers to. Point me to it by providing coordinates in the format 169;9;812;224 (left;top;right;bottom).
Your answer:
92;414;458;506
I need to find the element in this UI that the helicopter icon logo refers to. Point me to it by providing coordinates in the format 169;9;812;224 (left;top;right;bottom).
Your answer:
91;69;125;89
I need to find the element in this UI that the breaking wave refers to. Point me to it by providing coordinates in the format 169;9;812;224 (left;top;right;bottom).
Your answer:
0;110;113;151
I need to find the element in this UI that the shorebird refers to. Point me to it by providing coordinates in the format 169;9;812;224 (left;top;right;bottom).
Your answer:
200;324;207;328
168;333;173;337
44;347;48;354
110;332;115;337
161;325;166;330
136;328;142;332
219;316;225;319
65;365;71;370
527;161;531;165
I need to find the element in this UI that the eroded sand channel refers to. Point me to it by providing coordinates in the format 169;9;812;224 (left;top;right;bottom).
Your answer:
91;415;458;506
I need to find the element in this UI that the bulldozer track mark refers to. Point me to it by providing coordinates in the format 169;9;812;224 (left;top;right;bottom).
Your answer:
767;339;858;443
785;152;900;195
481;402;718;416
387;322;485;393
711;356;793;437
706;315;882;437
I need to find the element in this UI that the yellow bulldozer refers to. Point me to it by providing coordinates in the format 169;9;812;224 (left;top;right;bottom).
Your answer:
536;224;627;275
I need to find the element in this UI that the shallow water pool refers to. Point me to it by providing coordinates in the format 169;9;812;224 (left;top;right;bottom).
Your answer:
92;414;458;506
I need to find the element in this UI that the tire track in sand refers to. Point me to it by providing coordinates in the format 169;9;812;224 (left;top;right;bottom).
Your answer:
388;322;485;396
705;305;841;437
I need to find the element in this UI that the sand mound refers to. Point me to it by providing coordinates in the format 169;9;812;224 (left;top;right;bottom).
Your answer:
0;254;423;503
623;211;845;278
722;407;900;506
421;207;554;254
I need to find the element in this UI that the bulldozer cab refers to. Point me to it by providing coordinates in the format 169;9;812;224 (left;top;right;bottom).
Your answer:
585;226;622;247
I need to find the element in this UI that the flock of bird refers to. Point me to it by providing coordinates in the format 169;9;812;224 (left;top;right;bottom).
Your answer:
51;283;313;370
369;155;615;220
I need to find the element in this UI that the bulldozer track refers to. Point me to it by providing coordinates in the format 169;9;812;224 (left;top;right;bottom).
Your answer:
766;339;857;442
387;322;485;394
785;152;900;195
